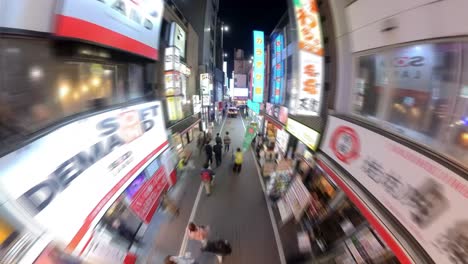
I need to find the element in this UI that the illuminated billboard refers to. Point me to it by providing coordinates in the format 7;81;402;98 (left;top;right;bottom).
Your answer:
252;30;265;103
271;34;284;104
292;0;324;116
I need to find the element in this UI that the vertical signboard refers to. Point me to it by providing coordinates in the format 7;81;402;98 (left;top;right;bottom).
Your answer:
292;0;324;116
253;30;265;103
170;22;186;59
271;34;284;104
201;73;211;106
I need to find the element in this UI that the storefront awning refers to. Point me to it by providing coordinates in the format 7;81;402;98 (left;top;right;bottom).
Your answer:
168;116;200;135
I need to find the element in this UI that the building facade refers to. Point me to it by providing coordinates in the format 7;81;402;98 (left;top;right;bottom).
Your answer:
0;1;180;263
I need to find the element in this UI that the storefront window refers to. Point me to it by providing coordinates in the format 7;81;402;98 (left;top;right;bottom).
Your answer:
298;163;400;263
0;38;146;148
352;40;468;167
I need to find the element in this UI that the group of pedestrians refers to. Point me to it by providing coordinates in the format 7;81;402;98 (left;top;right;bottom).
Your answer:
203;132;231;167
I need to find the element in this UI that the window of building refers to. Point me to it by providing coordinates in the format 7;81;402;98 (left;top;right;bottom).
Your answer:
352;40;468;167
0;38;146;149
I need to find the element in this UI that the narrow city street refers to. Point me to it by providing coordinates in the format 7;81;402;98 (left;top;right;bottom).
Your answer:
139;114;283;264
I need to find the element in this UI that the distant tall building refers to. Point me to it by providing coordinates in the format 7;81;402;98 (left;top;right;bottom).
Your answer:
233;48;251;88
169;0;220;74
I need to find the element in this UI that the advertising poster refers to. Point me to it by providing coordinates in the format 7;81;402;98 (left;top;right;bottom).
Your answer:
252;30;265;103
56;0;164;60
322;116;468;264
130;168;168;223
0;102;168;251
292;0;324;116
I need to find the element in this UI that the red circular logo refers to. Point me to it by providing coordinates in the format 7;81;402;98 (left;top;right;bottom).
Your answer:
329;126;360;164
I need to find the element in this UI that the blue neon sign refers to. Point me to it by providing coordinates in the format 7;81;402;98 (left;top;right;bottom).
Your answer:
271;34;283;104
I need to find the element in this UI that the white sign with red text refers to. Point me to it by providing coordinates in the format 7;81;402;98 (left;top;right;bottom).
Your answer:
0;102;168;251
56;0;164;60
321;116;468;264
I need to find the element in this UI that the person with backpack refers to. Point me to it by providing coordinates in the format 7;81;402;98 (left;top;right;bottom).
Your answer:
233;148;243;174
202;239;232;263
223;132;231;152
200;163;215;196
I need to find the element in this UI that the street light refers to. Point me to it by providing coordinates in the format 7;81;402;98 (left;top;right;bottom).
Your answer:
224;53;228;57
223;25;229;32
249;60;252;64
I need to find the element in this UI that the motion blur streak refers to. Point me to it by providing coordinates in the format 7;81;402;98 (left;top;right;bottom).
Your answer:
1;0;468;264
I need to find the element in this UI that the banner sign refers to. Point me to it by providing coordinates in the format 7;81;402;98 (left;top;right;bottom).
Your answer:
322;116;468;264
242;125;258;152
286;118;320;151
130;167;168;223
0;102;168;247
56;0;164;60
292;0;324;116
252;30;265;103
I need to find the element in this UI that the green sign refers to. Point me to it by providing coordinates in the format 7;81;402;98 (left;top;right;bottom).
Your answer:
247;100;260;114
242;124;257;151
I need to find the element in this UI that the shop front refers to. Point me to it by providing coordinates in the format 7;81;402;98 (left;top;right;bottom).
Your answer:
0;101;171;263
247;100;264;134
257;103;291;176
168;115;201;161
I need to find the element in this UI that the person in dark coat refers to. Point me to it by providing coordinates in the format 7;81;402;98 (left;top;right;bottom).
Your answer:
215;133;222;145
205;142;213;165
213;142;223;167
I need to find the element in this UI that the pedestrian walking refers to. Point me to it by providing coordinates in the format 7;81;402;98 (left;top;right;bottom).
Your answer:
161;191;180;217
202;240;232;263
206;131;212;144
213;142;223;167
233;148;243;174
110;218;141;245
215;133;222;145
187;222;209;246
200;163;215;196
197;134;204;154
223;132;231;152
204;142;213;165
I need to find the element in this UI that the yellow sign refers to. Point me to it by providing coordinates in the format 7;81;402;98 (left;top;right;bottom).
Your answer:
285;118;320;151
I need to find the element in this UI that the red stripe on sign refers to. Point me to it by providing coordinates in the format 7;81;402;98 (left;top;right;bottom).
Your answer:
55;15;158;60
317;159;413;264
66;140;169;252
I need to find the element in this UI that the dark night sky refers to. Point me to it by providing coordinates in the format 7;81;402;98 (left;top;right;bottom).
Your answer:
219;0;287;77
